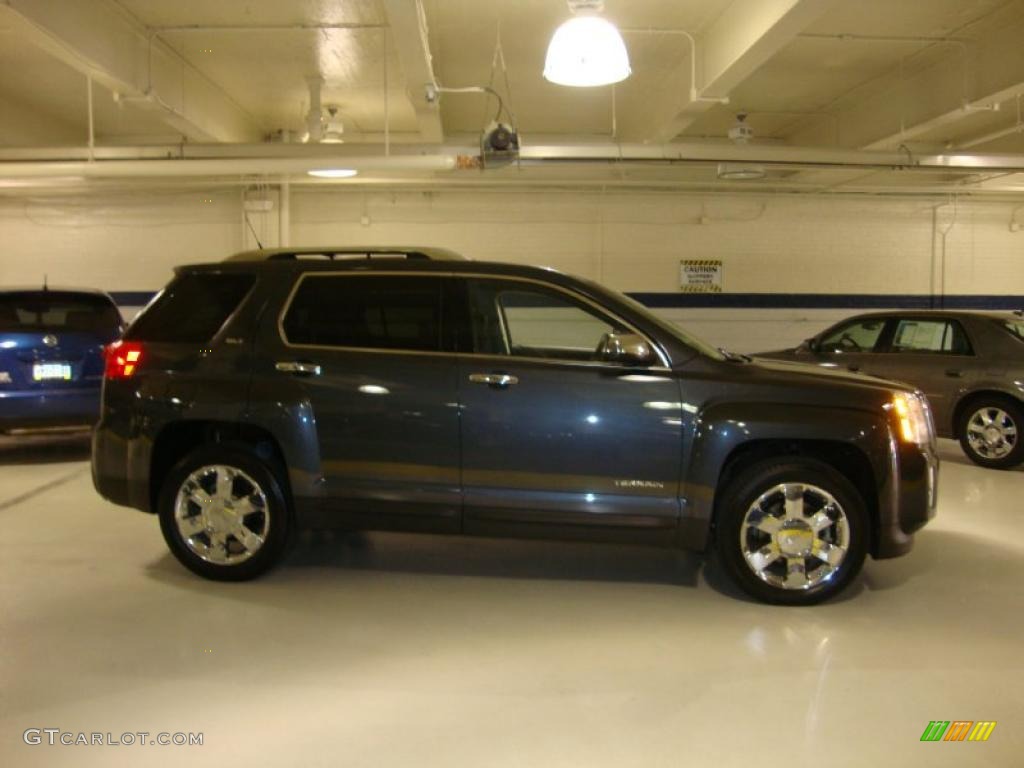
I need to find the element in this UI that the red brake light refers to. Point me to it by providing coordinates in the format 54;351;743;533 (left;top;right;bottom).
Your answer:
104;341;144;379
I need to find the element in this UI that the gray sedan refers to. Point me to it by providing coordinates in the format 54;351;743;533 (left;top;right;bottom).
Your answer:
757;310;1024;469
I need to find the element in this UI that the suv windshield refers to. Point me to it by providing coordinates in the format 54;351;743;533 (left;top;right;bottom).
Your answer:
0;291;122;336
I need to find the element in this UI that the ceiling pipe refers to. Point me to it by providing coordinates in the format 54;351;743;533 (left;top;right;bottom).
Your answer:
305;76;325;143
0;156;457;179
3;143;1024;179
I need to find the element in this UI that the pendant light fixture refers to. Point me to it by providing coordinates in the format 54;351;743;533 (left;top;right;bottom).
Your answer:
543;1;631;87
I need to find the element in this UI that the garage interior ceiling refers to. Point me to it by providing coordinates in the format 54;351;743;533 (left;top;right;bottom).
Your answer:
1;0;1024;195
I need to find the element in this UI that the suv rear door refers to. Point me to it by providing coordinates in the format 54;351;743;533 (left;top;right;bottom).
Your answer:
263;271;461;530
452;276;683;541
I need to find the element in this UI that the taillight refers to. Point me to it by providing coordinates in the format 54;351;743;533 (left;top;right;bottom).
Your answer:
104;341;144;379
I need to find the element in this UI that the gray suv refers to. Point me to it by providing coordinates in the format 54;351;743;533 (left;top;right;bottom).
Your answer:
92;248;938;605
758;311;1024;469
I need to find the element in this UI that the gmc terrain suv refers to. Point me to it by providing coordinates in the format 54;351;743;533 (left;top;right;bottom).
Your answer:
92;247;938;605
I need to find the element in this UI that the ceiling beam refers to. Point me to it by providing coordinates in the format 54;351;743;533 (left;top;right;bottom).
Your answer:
381;0;443;143
646;0;839;143
1;0;262;143
789;11;1024;150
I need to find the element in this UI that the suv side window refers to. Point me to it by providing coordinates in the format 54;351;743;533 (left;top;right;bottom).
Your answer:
889;318;973;355
282;275;443;352
466;279;620;361
819;318;887;353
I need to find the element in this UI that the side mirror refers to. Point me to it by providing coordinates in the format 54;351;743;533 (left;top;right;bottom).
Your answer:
597;332;655;366
804;338;821;355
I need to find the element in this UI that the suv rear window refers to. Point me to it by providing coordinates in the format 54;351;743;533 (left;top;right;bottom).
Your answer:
0;291;121;337
282;275;442;352
127;273;254;343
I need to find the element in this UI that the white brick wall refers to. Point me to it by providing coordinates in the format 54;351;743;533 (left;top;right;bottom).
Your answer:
1;188;1021;352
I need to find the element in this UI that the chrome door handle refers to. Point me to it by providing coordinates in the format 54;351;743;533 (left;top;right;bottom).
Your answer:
468;373;518;387
945;369;964;378
275;361;322;376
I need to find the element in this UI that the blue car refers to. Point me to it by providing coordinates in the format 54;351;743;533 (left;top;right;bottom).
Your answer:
0;289;123;434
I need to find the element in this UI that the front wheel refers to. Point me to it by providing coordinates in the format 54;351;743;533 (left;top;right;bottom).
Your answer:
957;397;1024;470
715;459;868;605
158;444;292;581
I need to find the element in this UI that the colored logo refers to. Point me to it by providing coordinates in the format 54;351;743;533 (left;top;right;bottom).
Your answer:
920;721;996;742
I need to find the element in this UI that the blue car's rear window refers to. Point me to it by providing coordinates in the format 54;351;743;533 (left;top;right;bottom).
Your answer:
0;291;121;336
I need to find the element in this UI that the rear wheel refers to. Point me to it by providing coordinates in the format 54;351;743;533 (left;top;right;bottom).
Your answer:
715;458;868;605
957;397;1024;470
158;444;292;581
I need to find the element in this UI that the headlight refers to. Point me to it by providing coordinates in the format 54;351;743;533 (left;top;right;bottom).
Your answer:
889;392;934;445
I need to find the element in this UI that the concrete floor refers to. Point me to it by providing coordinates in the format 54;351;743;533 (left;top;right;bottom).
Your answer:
1;436;1021;768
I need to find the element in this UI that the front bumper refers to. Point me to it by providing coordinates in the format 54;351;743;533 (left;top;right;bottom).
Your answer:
0;387;101;432
873;438;939;559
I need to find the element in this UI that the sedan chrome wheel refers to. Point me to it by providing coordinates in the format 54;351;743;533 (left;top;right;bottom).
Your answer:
739;482;850;591
173;464;270;565
966;406;1017;460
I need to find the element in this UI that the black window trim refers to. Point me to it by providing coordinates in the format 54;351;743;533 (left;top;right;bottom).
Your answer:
277;271;671;369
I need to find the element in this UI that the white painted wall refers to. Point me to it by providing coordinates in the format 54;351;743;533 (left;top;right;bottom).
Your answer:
0;187;1021;353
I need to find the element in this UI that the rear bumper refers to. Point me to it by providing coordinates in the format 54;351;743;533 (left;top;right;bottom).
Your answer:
0;387;100;432
874;439;939;559
92;412;153;512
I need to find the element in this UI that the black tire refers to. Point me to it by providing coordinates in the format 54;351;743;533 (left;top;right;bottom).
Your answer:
715;458;868;606
158;443;292;581
957;396;1024;470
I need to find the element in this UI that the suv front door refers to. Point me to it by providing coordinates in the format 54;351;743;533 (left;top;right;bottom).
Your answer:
265;272;461;530
454;277;683;541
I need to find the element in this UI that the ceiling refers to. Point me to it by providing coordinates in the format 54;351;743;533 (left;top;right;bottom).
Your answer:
1;0;1023;195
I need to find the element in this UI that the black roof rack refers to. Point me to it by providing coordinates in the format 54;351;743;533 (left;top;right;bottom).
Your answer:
224;246;467;263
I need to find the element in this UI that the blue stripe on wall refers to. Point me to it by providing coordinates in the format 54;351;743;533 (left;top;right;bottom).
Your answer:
629;293;1024;310
110;290;1022;311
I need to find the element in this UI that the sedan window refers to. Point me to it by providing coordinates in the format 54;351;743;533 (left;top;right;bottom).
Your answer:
890;319;972;355
819;319;886;353
1002;320;1024;342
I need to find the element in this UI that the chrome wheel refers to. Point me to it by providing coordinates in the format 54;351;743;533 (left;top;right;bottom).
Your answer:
966;406;1017;460
173;464;270;565
739;482;850;591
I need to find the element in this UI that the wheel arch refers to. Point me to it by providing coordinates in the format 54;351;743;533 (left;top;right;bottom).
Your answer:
951;388;1024;434
150;420;290;513
679;401;890;557
712;439;880;555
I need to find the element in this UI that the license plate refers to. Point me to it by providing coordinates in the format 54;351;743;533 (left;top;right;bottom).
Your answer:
32;363;72;381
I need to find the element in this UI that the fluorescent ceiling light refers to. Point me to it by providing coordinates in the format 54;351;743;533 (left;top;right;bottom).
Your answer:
544;15;631;87
307;168;358;178
717;163;766;181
